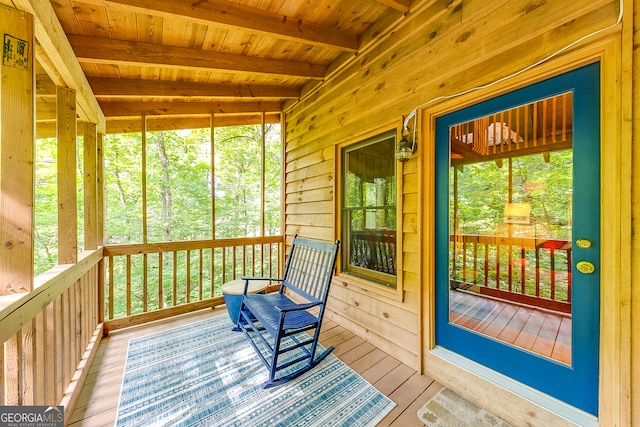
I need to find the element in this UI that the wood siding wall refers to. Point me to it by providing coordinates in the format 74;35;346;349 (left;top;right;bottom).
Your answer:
284;0;635;424
284;0;620;369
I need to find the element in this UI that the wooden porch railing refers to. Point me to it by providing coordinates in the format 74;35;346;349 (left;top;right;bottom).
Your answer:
0;250;103;419
102;236;284;332
450;234;572;313
0;235;284;419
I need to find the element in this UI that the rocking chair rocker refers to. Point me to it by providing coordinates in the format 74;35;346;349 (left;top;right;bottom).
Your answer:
236;235;340;388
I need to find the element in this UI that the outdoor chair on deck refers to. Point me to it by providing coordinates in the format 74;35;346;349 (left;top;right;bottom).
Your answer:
237;235;340;388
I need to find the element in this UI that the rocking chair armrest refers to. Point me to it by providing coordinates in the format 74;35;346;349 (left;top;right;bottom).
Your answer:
275;301;321;313
239;276;283;295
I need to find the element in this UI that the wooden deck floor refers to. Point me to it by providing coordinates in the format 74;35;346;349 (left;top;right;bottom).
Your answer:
449;289;572;364
68;308;441;427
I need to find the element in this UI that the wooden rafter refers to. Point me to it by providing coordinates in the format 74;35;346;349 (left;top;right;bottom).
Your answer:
88;77;300;100
68;35;326;79
106;114;282;134
76;0;359;52
98;101;282;117
375;0;411;13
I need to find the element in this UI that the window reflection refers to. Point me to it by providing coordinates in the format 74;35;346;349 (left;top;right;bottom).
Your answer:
342;132;397;287
448;93;574;364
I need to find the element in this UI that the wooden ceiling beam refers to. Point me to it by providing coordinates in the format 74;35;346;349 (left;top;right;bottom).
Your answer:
374;0;411;13
104;113;281;134
68;35;326;79
99;101;282;117
88;77;300;99
78;0;358;52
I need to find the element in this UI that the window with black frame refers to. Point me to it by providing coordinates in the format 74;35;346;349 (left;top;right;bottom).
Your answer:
341;131;397;288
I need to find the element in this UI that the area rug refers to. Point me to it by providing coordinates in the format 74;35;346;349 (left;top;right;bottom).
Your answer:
417;387;512;427
115;315;395;427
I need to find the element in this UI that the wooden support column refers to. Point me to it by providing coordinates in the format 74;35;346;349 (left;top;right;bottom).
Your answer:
96;132;104;247
260;111;266;236
211;114;215;239
57;86;77;264
0;6;35;295
631;0;640;423
83;123;98;250
141;115;147;244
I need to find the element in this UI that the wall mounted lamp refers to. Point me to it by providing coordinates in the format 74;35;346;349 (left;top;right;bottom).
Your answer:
396;109;417;162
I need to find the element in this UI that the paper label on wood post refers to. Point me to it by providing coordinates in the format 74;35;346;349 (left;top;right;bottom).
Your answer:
2;34;30;71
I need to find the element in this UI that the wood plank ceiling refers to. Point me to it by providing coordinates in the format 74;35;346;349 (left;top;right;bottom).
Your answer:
36;0;412;134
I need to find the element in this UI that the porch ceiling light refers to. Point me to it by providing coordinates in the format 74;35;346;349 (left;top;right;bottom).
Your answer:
396;109;417;162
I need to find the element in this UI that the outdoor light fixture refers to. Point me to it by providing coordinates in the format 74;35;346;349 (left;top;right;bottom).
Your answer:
396;109;417;162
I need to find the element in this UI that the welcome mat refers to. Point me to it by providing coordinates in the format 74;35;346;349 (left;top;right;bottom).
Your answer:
417;387;512;427
115;315;395;426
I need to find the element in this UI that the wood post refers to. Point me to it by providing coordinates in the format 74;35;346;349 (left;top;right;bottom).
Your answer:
57;86;77;264
96;132;105;247
84;122;98;250
0;6;35;295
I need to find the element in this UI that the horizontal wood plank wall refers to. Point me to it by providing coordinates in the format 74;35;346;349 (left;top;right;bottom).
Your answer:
283;0;620;377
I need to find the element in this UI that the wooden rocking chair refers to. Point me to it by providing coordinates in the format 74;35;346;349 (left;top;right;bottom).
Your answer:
236;235;340;388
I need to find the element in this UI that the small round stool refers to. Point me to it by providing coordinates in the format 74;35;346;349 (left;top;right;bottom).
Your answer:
221;279;269;330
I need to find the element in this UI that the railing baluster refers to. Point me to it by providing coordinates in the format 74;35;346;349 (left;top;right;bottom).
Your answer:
507;242;513;293
143;253;148;312
108;257;114;320
484;242;489;287
550;248;556;300
241;245;247;277
251;244;256;277
211;248;218;298
199;249;204;301
186;250;191;303
172;251;178;306
126;255;131;315
535;246;541;297
520;246;526;294
158;253;164;309
461;240;467;283
472;241;478;284
232;246;237;280
222;247;227;283
496;243;501;290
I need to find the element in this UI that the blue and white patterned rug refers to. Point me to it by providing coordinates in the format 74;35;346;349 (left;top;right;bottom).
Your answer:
115;315;396;426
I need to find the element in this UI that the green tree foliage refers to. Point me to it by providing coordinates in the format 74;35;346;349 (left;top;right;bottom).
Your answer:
449;150;573;300
451;151;572;239
34;138;58;275
104;133;143;244
214;124;281;238
99;125;281;317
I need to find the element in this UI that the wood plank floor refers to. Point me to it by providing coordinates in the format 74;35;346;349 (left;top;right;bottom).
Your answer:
68;308;441;426
449;289;572;364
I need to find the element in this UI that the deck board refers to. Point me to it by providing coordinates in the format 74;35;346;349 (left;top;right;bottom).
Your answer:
449;289;571;363
68;309;434;426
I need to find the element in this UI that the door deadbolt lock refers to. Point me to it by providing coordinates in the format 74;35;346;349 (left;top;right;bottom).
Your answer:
576;238;593;249
576;261;595;274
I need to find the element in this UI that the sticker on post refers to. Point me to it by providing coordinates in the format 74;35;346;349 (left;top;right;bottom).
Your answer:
3;34;30;71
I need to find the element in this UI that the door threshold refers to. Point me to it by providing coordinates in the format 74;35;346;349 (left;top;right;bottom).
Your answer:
430;347;597;427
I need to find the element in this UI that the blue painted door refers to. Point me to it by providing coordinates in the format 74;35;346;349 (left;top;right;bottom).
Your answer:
435;63;600;415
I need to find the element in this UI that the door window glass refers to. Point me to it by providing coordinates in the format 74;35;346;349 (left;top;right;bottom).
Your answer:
448;93;573;364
